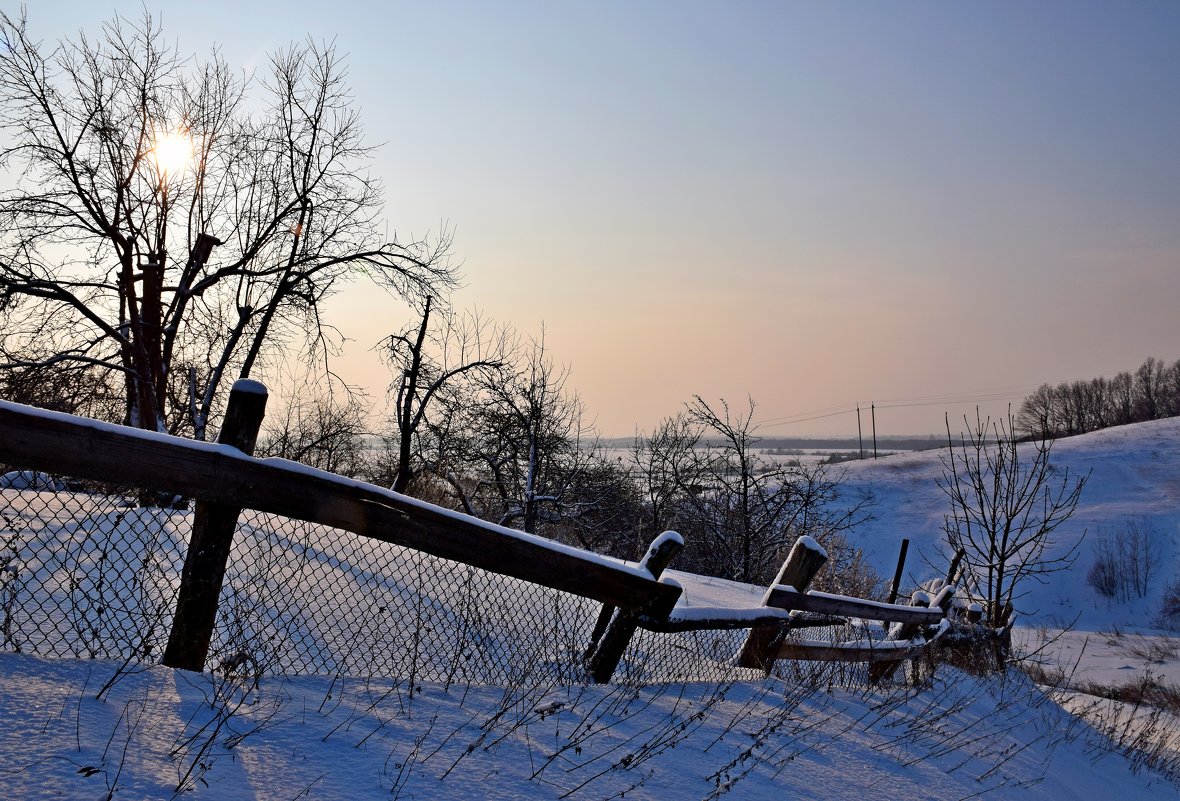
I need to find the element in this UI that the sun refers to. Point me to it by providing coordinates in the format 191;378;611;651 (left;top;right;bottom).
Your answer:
150;130;192;177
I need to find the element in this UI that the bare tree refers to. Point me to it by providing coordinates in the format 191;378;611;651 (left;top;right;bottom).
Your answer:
674;396;866;584
256;375;371;477
1016;358;1180;439
543;452;646;557
1016;383;1057;439
939;409;1089;628
1165;358;1180;417
0;333;122;420
1108;370;1136;426
628;412;702;541
431;332;598;536
380;297;507;493
1134;357;1165;422
0;12;455;436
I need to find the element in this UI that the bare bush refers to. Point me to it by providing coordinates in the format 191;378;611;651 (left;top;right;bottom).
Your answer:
1088;552;1120;599
256;375;372;478
940;409;1088;627
808;532;884;600
1122;636;1179;665
1087;517;1161;602
640;396;872;585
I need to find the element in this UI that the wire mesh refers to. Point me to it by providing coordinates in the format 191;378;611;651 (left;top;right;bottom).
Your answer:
0;477;708;684
0;474;912;688
0;478;184;661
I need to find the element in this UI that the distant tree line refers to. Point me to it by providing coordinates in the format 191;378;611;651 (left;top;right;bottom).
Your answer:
1016;357;1180;439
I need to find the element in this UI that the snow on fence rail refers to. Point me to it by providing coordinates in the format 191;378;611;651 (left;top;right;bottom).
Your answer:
0;385;955;685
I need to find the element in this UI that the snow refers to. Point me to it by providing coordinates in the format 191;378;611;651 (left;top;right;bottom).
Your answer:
836;416;1180;634
667;605;793;623
230;378;268;395
668;569;766;610
1;650;1172;800
833;416;1180;750
638;530;685;572
0;470;66;491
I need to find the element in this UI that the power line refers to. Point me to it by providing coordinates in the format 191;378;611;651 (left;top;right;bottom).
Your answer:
758;404;860;427
873;393;1027;411
757;385;1034;430
870;383;1040;405
758;408;856;427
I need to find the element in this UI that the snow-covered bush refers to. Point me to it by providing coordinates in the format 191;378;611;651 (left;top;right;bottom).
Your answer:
809;532;884;600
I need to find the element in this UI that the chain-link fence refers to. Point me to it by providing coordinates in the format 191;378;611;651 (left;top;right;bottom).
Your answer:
1;474;900;687
0;477;753;684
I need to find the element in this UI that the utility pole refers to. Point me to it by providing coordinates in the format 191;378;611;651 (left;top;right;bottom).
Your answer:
871;402;878;459
856;404;864;459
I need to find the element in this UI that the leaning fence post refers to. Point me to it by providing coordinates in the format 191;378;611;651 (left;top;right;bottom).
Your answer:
886;538;910;604
586;531;683;684
736;536;828;673
162;379;267;672
944;548;966;587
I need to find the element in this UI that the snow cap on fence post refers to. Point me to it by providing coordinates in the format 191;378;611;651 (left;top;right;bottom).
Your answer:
760;536;827;607
639;531;683;578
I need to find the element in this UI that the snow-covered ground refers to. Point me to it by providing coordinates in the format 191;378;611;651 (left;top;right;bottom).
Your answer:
3;416;1180;798
1;650;1173;800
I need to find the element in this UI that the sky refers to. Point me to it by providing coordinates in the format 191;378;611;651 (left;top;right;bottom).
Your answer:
15;1;1180;437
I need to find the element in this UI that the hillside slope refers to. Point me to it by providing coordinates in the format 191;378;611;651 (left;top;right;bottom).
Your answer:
837;416;1180;631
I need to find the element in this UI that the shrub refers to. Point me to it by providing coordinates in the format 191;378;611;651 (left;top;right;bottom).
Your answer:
1087;555;1119;599
1085;517;1159;602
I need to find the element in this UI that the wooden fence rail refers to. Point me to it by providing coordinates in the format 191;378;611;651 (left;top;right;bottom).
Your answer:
0;395;680;675
0;392;958;684
766;587;946;626
0;398;677;612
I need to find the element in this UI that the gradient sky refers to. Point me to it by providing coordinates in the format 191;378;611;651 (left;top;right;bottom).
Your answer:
21;1;1180;437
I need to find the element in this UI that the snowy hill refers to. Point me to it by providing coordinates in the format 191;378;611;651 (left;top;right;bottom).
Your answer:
838;417;1180;697
838;416;1180;631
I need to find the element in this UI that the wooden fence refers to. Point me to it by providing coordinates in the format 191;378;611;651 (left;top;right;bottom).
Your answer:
0;382;958;684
